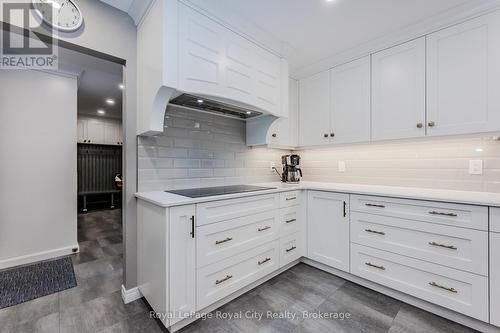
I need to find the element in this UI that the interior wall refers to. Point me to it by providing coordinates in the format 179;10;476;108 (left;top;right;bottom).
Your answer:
138;107;287;192
1;0;138;287
0;70;78;268
296;136;500;192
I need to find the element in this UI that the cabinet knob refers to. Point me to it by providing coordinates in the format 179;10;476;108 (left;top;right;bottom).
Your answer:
428;121;436;127
330;133;335;137
323;133;329;138
272;133;277;138
416;123;423;129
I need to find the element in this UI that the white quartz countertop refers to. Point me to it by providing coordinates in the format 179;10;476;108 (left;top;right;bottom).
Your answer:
135;181;500;208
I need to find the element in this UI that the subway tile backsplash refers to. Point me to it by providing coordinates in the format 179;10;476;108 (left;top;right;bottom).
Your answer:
137;107;287;192
138;107;500;193
295;136;500;192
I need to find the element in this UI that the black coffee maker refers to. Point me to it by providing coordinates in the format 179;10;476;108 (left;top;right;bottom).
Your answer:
281;154;302;183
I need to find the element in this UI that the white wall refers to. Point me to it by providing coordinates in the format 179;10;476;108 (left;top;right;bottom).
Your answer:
1;0;138;287
297;136;500;192
0;70;78;268
138;107;287;192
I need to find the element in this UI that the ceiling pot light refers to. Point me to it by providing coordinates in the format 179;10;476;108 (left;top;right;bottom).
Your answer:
97;109;106;115
119;84;124;90
197;99;204;103
106;98;115;105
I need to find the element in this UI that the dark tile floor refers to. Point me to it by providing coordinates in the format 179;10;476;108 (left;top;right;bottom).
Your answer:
0;209;479;333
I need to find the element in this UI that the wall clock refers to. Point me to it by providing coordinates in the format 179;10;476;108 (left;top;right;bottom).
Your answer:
32;0;84;32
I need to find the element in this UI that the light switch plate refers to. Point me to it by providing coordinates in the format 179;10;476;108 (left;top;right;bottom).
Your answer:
338;161;346;173
469;160;483;175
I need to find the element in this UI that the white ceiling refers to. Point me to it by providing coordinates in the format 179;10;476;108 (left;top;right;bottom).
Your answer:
58;48;123;119
190;0;478;74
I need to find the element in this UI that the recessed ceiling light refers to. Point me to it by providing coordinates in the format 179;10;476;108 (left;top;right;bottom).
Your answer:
97;109;106;115
197;99;204;103
118;84;124;90
106;98;115;105
475;148;484;152
246;111;252;115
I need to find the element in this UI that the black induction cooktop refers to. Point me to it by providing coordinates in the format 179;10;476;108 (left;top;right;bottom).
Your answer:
165;185;276;198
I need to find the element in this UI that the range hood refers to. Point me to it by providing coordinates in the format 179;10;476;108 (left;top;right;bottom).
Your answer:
136;0;289;146
169;94;263;120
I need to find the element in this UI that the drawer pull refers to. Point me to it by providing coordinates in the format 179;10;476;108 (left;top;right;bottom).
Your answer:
258;257;271;265
286;197;297;201
286;246;297;253
285;218;297;224
215;237;233;245
365;262;386;270
365;229;386;235
258;226;271;232
428;241;457;250
215;275;233;285
429;281;458;293
365;203;386;208
428;211;458;217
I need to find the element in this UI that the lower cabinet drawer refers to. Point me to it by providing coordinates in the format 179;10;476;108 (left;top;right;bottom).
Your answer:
279;206;300;236
350;212;488;275
197;241;280;310
350;244;489;322
280;191;300;208
197;210;279;267
280;232;301;267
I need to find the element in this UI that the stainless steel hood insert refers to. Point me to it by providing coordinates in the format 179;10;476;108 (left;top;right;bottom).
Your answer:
169;94;263;120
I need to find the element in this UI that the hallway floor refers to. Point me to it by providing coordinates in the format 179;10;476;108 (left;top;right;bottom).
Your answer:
0;210;478;333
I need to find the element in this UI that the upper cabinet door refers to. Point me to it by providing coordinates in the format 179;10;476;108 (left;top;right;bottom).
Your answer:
372;38;426;141
427;11;500;137
299;71;331;146
330;56;371;144
86;120;105;144
268;78;298;147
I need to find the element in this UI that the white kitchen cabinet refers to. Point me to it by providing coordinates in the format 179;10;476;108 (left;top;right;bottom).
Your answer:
307;191;349;272
77;118;122;145
169;205;196;325
268;78;298;148
427;11;500;137
330;56;371;144
372;37;426;141
299;71;330;146
177;2;286;117
491;232;500;327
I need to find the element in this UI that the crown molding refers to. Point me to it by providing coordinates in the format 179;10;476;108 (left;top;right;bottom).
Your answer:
292;0;500;79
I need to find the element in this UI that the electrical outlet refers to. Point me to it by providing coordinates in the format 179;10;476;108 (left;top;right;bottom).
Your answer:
338;161;346;172
469;160;483;175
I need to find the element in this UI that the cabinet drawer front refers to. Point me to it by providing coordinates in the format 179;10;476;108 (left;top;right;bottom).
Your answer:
280;191;300;208
491;208;500;233
490;233;500;327
351;212;488;275
197;241;279;310
351;195;488;231
350;244;488;321
280;232;301;267
197;194;279;226
197;210;279;267
279;206;300;236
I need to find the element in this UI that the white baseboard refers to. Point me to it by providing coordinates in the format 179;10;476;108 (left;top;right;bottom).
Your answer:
0;245;79;270
121;284;142;304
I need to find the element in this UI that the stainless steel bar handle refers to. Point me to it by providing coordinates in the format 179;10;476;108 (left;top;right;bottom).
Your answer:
215;275;233;285
258;226;271;232
258;257;271;265
365;229;386;235
429;211;458;217
429;281;458;293
365;203;386;208
365;262;386;270
215;237;233;245
286;197;297;201
285;218;297;224
286;246;297;253
428;241;457;250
